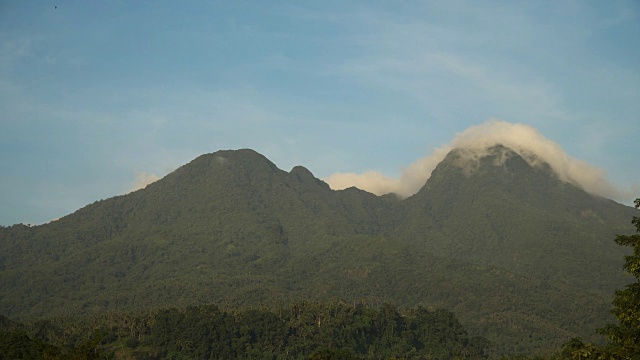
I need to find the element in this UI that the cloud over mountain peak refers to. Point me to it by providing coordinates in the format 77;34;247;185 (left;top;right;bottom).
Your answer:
325;120;633;201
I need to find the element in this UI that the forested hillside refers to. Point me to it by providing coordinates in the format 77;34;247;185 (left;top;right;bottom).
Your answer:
1;146;637;356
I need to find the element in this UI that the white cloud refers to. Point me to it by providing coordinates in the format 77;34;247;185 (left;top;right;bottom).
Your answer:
128;172;160;193
325;119;636;201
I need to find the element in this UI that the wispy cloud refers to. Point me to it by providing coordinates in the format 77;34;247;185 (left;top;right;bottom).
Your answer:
128;172;160;193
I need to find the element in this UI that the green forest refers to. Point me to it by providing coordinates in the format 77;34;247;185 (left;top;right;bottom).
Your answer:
0;301;490;359
4;200;638;359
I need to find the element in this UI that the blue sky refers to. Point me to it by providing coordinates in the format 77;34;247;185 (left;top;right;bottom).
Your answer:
1;1;639;225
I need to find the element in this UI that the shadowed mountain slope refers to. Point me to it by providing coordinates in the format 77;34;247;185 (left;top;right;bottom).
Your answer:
398;145;633;296
0;147;637;355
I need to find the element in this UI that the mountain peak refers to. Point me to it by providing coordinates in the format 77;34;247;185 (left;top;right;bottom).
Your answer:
289;165;331;190
176;148;282;179
442;144;543;175
289;165;315;180
422;145;537;186
414;144;569;206
201;148;278;169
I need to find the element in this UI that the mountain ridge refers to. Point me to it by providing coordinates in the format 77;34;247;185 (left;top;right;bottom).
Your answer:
0;145;637;355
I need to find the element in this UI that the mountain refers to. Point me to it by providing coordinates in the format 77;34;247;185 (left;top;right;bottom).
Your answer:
0;146;637;356
399;145;632;295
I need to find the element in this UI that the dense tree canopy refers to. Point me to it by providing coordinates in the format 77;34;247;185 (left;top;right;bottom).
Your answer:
0;300;490;359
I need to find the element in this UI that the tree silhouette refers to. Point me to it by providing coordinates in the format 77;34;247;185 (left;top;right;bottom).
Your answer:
597;198;640;358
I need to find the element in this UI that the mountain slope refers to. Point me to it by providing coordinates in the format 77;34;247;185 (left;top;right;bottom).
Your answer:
0;149;397;316
398;145;633;296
